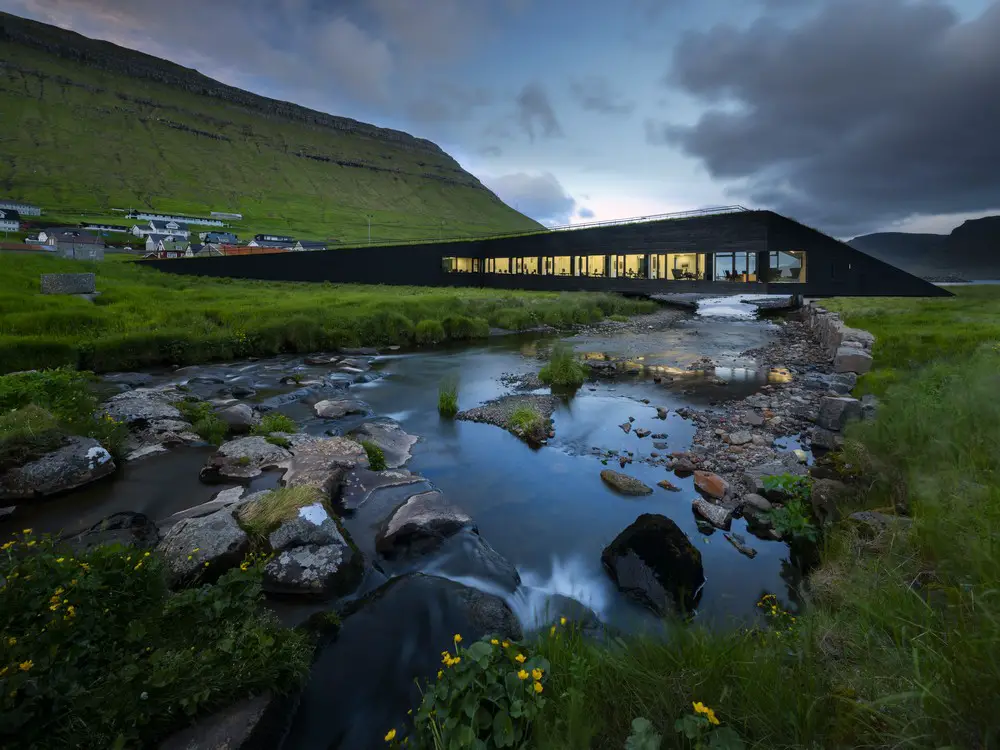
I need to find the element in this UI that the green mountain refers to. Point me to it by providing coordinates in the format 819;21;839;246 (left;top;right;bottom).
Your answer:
0;12;541;243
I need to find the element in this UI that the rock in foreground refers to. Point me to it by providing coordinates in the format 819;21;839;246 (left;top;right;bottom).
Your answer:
156;507;250;585
456;394;558;445
200;437;292;483
376;490;474;557
600;469;653;496
0;437;116;501
349;421;418;469
282;437;367;496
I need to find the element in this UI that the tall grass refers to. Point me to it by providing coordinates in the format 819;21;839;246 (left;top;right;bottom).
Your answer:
0;253;656;374
538;343;588;389
438;379;459;418
237;486;326;542
509;404;543;435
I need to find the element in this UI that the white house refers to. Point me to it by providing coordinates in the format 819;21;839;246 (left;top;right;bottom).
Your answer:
0;200;41;216
210;211;242;220
0;209;21;233
128;211;223;227
132;220;190;240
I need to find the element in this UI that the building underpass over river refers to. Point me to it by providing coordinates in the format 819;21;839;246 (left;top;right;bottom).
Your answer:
144;206;951;298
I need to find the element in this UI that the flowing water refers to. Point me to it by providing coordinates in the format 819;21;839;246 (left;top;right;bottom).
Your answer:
1;305;810;748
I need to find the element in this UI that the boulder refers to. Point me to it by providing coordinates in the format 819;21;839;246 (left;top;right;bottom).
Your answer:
743;411;765;427
848;511;913;538
427;529;522;593
158;692;297;750
349;421;418;469
263;542;361;599
160;487;246;531
600;469;653;496
728;430;752;446
282;437;367;497
861;394;879;421
313;399;370;420
742;456;808;497
808;426;844;452
833;347;873;374
101;389;182;425
601;513;704;615
200;437;292;483
634;428;651;439
817;397;863;432
337;467;427;512
741;493;773;513
216;403;260;435
693;470;729;500
692;498;732;530
376;490;474;557
0;437;116;501
810;478;849;525
157;507;250;585
66;511;159;552
656;407;668;419
268;503;343;551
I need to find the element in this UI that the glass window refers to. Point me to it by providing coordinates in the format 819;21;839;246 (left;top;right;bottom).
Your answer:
486;257;511;274
513;257;539;275
664;253;707;280
768;251;806;282
713;252;757;282
612;255;647;278
586;255;607;277
442;257;476;273
544;256;571;275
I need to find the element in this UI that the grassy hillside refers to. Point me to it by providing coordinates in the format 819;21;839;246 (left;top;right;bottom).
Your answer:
0;12;541;243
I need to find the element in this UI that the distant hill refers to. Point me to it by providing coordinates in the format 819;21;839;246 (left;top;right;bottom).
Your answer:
849;216;1000;280
0;12;541;243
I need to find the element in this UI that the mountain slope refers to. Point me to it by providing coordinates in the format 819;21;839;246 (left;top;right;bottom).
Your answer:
0;12;541;242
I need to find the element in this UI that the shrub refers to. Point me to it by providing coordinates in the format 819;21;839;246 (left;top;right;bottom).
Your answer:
0;336;78;373
399;634;550;749
438;380;459;418
174;400;227;446
761;475;819;543
414;319;446;345
492;308;535;331
237;486;326;541
251;412;298;436
442;314;490;340
0;532;311;749
538;344;588;389
510;404;543;435
361;440;387;471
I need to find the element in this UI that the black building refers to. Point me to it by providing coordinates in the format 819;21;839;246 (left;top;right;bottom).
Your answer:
144;208;951;298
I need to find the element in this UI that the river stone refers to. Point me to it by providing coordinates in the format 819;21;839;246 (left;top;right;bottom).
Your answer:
216;403;260;434
158;691;297;750
742;455;808;497
200;437;292;482
657;479;681;492
0;437;116;501
349;421;418;469
65;511;160;552
601;513;704;615
263;542;361;599
600;469;653;496
808;426;844;452
656;407;668;419
376;490;474;557
282;437;367;497
811;478;849;525
817;397;863;431
428;529;522;593
159;487;246;531
268;503;343;551
725;532;758;559
848;510;913;538
157;507;250;585
693;470;729;500
101;388;183;425
741;493;773;512
337;467;426;512
834;346;873;374
313;399;370;420
692;498;733;530
743;411;765;427
728;430;753;446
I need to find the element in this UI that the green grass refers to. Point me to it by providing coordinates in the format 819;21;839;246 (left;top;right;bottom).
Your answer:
250;412;298;436
0;404;65;472
174;399;227;445
538;343;589;389
438;379;459;418
521;289;1000;749
360;440;387;471
0;19;541;243
237;486;326;542
0;252;656;374
509;404;543;435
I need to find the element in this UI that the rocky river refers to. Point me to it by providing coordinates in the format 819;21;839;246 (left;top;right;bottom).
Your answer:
0;295;876;749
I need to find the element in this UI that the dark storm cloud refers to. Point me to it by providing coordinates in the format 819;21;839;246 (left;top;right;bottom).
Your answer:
483;172;578;225
570;75;636;116
515;83;564;141
650;0;1000;235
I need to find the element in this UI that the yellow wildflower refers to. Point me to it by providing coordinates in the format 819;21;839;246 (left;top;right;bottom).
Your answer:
56;557;65;563
550;625;556;636
384;728;396;741
69;579;77;586
80;563;90;571
204;562;209;567
453;633;462;643
49;604;60;611
21;529;31;535
560;616;567;625
517;669;528;680
502;641;509;648
54;587;64;595
67;606;76;617
533;682;543;694
192;548;200;553
27;541;36;547
692;702;720;726
531;668;543;680
144;551;151;557
437;670;443;680
7;637;15;646
490;639;499;645
187;555;193;561
452;657;461;666
515;653;526;664
18;660;33;672
0;667;7;676
1;541;13;551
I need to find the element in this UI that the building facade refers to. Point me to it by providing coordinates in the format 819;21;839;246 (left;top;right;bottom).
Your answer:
0;209;21;232
0;200;40;216
144;209;951;298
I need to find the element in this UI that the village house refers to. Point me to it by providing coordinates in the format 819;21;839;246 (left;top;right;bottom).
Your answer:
48;229;106;260
81;222;129;233
0;200;41;216
201;231;239;244
210;211;242;220
132;219;190;240
185;243;223;258
0;209;21;233
293;240;328;252
127;211;224;227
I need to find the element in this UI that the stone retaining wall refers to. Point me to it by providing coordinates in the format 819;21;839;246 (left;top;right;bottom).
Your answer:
40;273;96;295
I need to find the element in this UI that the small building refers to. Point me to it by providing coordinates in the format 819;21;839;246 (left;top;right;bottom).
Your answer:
247;238;294;250
127;211;224;227
293;240;328;252
202;231;239;244
81;222;129;233
0;200;41;216
0;209;21;233
211;211;243;220
148;220;190;239
254;233;294;243
55;231;105;261
185;243;224;258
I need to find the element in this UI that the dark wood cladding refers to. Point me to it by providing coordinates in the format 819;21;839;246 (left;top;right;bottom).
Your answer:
144;209;951;298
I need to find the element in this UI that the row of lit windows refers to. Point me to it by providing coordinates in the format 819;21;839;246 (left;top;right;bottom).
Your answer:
441;251;806;282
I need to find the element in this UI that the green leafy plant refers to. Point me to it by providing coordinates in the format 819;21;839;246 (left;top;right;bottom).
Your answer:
361;440;387;471
538;344;588;389
250;412;297;436
397;634;549;749
0;531;310;750
438;379;459;418
761;475;819;543
265;435;291;449
674;702;744;750
754;593;799;641
174;400;227;446
625;717;662;749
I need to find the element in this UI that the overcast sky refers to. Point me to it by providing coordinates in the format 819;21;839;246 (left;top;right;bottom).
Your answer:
4;0;999;238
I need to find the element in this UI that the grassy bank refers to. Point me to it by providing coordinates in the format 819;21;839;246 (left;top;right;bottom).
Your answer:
0;253;656;375
509;288;1000;748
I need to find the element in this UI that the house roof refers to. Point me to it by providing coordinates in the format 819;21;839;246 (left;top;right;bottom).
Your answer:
253;239;294;248
149;219;190;232
54;231;105;246
296;240;327;249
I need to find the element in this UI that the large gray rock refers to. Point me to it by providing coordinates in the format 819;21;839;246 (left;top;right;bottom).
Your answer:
65;511;159;552
817;397;863;431
834;347;873;374
216;403;260;435
41;272;95;295
848;510;914;537
811;478;849;525
158;691;297;750
349;421;418;469
160;487;246;531
268;502;343;551
157;507;250;585
0;437;116;501
376;490;474;557
742;455;808;497
200;437;292;482
808;426;844;452
101;389;183;425
337;467;427;512
282;437;367;496
313;399;370;420
692;498;733;530
728;430;753;446
263;542;361;599
600;469;653;496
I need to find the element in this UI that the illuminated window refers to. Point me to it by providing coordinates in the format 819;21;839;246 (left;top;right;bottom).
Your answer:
612;255;647;278
767;251;806;282
713;252;758;282
585;255;607;277
542;256;572;275
442;257;476;273
512;256;539;275
486;257;511;274
658;253;708;280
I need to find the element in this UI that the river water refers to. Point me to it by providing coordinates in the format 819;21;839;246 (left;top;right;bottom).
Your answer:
2;305;809;748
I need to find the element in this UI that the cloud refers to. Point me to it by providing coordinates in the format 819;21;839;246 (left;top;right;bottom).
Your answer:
649;0;1000;235
515;82;564;141
406;84;494;123
570;75;636;116
577;206;596;219
483;172;578;225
